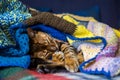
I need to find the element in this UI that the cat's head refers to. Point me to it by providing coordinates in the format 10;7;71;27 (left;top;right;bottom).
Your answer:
27;28;58;52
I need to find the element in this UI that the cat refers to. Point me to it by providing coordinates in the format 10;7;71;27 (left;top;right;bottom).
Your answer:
27;28;84;73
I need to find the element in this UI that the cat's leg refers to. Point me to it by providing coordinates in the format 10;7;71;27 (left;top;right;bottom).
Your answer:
61;44;79;72
64;52;79;72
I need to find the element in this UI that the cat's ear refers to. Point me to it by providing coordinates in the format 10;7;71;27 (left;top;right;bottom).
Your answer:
27;28;35;38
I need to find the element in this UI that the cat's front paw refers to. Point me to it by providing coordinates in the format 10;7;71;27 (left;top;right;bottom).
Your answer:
64;52;79;72
52;51;64;63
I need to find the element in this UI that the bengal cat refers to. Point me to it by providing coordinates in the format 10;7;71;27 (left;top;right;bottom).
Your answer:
27;28;84;73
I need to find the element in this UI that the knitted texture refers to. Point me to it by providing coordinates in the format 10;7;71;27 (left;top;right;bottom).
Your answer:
0;28;30;56
24;11;76;35
55;14;120;77
0;0;28;13
0;27;30;68
72;38;105;61
0;55;30;68
61;14;120;77
79;21;119;77
59;15;106;61
0;27;15;49
0;0;31;49
0;0;31;26
0;0;31;68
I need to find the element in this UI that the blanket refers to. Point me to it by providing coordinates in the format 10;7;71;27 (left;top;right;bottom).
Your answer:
0;67;120;80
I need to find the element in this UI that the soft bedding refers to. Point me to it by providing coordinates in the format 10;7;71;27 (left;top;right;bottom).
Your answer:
0;0;120;80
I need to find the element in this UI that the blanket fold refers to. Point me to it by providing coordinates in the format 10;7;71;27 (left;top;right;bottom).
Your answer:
0;0;31;68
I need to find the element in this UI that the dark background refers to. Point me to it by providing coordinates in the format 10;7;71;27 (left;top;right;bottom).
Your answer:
20;0;120;29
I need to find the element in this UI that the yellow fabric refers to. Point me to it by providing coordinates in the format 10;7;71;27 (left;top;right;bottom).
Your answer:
62;15;94;38
62;15;103;45
62;15;79;25
74;25;94;38
67;37;103;45
113;29;120;38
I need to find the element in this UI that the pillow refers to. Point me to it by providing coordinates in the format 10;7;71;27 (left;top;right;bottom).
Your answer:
71;6;101;21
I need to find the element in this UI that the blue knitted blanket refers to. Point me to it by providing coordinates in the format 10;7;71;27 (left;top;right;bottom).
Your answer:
0;0;31;68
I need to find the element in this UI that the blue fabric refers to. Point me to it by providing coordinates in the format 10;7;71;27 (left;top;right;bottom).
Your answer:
0;11;31;49
0;28;30;56
10;23;68;41
0;55;30;68
0;0;31;68
0;26;30;68
0;0;31;49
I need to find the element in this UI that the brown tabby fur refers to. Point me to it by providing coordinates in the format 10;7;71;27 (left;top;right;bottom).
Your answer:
27;28;84;72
